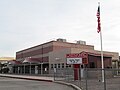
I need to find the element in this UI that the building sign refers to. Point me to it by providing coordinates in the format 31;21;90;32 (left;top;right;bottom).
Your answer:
66;52;88;64
67;58;82;64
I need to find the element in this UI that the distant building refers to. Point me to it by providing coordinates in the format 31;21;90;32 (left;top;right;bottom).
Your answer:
0;57;15;64
0;57;15;73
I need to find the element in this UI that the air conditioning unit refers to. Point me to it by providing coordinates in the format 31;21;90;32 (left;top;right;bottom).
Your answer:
76;40;86;45
57;38;66;42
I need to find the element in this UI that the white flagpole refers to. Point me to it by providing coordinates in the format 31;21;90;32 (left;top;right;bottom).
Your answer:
98;2;104;82
100;27;104;82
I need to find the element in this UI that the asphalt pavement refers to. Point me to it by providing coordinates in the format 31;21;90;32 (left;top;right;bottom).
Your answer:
0;77;75;90
0;74;81;90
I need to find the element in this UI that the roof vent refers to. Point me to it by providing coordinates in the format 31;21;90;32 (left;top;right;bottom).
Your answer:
57;38;66;42
76;40;86;45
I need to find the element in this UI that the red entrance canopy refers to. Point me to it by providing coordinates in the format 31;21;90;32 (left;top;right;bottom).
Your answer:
9;60;22;65
23;57;42;63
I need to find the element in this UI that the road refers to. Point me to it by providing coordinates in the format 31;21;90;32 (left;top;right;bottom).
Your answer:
0;77;74;90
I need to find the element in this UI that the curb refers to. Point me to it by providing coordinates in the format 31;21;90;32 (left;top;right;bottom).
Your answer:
0;75;53;82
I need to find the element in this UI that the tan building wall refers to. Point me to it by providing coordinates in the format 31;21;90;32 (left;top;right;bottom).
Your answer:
49;48;119;69
52;41;94;50
49;48;71;68
16;40;95;61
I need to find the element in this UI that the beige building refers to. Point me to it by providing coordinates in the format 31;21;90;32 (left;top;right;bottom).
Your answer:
15;39;119;75
0;57;15;64
0;57;15;73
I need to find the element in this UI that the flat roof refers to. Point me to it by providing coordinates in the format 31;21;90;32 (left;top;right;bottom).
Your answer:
16;40;94;53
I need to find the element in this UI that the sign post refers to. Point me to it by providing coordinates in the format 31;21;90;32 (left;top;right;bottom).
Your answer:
66;53;88;80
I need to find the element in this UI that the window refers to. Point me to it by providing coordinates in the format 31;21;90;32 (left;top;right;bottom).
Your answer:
81;65;83;68
90;62;95;68
66;64;72;68
58;64;60;68
54;64;57;68
66;64;69;68
62;63;64;68
51;64;53;69
69;65;71;67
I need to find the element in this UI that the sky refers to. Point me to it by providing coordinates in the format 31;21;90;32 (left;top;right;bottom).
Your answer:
0;0;120;57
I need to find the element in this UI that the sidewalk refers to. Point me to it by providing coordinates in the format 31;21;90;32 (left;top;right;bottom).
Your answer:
0;74;81;90
0;74;54;82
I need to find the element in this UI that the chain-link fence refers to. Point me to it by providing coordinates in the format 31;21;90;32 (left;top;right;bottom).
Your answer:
54;68;120;90
2;65;120;90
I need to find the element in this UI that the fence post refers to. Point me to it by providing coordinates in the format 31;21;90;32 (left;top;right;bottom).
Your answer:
103;69;106;90
54;68;56;81
85;68;88;90
78;68;81;88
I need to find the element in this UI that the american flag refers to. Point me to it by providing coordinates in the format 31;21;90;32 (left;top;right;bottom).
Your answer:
97;5;101;33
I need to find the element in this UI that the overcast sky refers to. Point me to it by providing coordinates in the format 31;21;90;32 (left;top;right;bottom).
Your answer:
0;0;120;57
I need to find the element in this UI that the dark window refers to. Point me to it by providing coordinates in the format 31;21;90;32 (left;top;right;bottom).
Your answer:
58;64;60;68
69;65;71;67
54;64;57;68
66;64;71;68
90;62;95;68
62;63;64;68
66;64;69;68
81;65;83;68
51;64;53;69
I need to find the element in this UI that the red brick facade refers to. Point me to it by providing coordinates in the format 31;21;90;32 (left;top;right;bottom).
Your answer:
87;55;112;68
16;40;117;69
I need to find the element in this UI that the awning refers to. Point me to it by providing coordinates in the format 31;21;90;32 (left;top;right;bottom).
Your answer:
23;57;42;63
8;60;22;65
81;51;112;57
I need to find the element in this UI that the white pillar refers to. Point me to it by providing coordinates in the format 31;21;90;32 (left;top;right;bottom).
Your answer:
35;66;38;74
